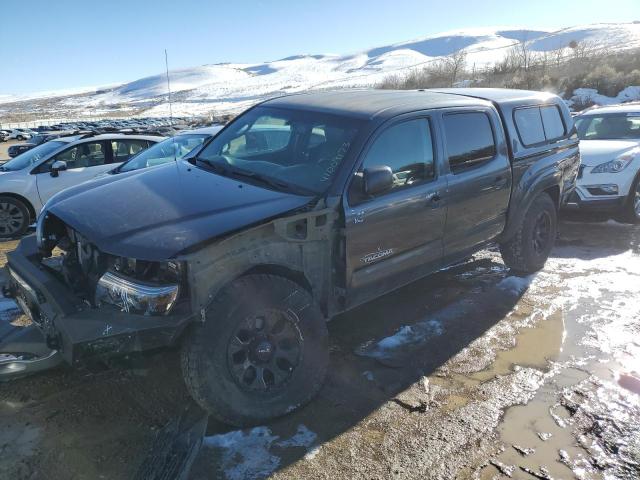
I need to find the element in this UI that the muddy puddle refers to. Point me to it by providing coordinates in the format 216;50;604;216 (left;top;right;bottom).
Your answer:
471;220;640;480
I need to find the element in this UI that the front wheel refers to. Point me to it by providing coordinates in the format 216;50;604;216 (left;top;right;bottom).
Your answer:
617;173;640;224
500;192;557;274
0;196;30;238
181;274;329;426
16;135;24;141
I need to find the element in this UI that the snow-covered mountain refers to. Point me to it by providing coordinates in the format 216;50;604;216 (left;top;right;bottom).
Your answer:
2;22;640;120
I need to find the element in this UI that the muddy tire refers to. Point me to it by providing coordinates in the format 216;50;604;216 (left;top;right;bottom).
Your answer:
180;274;329;427
616;173;640;225
500;192;557;274
0;196;30;239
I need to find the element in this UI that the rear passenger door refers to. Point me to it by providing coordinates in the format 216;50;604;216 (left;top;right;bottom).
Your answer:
439;109;512;257
344;116;447;307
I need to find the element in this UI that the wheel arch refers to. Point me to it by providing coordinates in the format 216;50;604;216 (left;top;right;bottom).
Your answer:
0;192;37;222
501;173;561;242
240;264;314;294
544;185;560;210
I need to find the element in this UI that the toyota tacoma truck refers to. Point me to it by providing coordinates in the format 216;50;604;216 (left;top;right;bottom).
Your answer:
2;89;579;426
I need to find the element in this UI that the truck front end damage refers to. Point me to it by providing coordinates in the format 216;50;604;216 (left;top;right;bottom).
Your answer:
2;214;196;367
1;202;336;374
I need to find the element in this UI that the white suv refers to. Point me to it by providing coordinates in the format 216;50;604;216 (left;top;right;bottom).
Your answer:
7;129;35;141
570;105;640;223
0;132;164;237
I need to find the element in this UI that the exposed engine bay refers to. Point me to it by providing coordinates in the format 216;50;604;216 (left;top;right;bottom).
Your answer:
37;213;184;312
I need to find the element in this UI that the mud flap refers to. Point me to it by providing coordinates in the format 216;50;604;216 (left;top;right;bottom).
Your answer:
134;402;209;480
0;318;63;381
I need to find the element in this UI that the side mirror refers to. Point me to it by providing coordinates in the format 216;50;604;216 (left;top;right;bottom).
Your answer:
50;160;67;177
363;166;393;196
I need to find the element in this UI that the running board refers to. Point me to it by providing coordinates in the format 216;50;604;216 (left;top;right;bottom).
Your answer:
0;320;63;381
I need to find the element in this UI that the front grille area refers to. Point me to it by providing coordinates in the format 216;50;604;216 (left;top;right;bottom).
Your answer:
39;213;188;309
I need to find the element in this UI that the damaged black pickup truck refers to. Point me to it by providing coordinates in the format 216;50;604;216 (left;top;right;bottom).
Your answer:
2;89;579;426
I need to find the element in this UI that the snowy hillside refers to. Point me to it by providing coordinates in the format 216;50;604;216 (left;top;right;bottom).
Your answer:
2;22;640;120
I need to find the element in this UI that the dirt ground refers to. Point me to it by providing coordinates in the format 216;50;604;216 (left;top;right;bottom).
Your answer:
0;218;639;480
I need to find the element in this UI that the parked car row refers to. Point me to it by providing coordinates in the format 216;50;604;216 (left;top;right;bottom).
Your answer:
1;88;581;426
0;117;200;146
7;116;190;134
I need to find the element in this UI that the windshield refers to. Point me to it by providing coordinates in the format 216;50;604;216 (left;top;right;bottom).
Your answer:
118;134;208;173
575;113;640;140
0;140;66;171
196;106;361;194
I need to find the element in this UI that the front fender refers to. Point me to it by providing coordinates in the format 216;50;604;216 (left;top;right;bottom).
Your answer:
181;209;337;320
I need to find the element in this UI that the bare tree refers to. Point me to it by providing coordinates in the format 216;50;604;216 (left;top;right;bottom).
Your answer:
569;40;596;60
552;46;567;68
444;49;467;87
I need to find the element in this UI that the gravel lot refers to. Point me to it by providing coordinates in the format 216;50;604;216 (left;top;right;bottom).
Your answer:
0;218;639;480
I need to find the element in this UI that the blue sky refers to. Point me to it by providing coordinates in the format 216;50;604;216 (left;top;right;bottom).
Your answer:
1;0;638;94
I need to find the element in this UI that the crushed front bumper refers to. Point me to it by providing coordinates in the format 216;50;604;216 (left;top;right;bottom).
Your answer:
3;235;195;365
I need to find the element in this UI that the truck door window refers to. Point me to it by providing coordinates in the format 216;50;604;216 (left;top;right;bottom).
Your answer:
514;107;546;146
351;118;434;202
540;105;566;141
443;112;496;174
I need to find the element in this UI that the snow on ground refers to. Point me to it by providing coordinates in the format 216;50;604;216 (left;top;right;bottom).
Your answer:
203;424;317;480
353;221;640;378
569;86;640;107
2;23;640;120
354;270;535;364
356;321;444;361
0;84;123;104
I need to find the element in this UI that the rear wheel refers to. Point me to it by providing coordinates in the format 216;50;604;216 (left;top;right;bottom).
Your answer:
181;274;329;426
0;197;30;239
16;135;24;141
500;192;557;274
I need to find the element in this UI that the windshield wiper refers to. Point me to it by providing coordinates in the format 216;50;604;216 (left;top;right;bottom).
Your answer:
195;158;312;195
226;168;292;192
195;157;231;175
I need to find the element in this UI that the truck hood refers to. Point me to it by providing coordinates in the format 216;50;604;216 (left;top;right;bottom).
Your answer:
579;139;640;167
45;161;315;260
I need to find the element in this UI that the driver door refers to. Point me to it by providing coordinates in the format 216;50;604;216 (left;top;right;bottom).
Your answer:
343;117;448;308
34;140;112;205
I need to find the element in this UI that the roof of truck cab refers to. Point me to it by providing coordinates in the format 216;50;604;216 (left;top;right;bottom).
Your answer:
430;88;560;105
261;89;491;120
